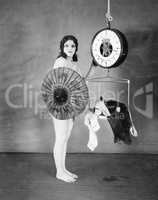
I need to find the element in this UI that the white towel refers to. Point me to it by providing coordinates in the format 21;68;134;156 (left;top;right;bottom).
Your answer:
84;111;100;151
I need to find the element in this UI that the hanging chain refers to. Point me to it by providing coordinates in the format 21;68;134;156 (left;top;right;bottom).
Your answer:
105;0;113;28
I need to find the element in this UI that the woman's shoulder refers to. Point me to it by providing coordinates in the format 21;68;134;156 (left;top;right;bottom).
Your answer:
53;57;66;68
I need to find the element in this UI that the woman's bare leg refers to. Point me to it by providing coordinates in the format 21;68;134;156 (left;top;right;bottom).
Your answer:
62;119;78;178
52;116;76;183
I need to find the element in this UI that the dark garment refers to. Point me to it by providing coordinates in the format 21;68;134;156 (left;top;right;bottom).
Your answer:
104;100;132;145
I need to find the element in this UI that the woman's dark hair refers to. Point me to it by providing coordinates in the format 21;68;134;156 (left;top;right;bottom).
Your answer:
57;35;78;61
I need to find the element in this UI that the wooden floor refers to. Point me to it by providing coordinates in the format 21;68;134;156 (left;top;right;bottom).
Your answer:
0;153;158;200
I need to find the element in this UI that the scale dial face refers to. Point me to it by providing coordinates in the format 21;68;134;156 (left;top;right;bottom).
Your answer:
91;28;128;68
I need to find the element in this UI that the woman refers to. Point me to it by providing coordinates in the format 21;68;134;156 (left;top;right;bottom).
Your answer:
51;35;81;183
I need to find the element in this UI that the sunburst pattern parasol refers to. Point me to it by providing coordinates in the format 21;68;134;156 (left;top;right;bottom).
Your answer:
41;67;89;120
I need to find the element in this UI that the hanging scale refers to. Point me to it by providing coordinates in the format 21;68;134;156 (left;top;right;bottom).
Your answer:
90;0;128;69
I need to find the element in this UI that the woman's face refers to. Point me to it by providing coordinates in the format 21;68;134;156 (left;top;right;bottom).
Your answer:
63;40;76;58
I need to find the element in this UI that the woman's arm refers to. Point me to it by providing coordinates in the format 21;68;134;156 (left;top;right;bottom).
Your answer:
53;57;65;69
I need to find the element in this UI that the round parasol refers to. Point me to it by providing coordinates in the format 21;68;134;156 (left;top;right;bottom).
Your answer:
41;67;89;120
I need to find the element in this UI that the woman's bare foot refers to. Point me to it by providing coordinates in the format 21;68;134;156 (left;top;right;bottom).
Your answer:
56;172;76;183
64;169;78;179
